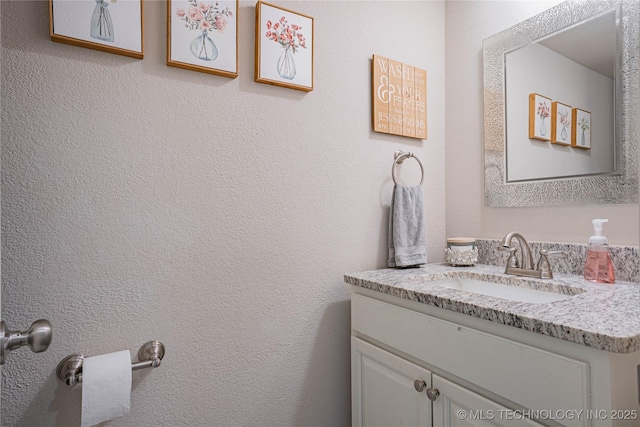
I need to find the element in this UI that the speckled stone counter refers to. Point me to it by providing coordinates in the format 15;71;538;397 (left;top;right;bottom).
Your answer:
345;264;640;354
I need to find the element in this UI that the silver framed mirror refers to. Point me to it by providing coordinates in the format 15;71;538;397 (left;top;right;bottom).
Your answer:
483;0;639;207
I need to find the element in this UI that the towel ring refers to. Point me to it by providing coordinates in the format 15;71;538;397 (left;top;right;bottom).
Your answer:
392;150;424;186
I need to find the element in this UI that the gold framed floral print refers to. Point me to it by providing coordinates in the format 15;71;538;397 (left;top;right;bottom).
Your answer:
255;1;313;92
49;0;144;59
167;0;238;78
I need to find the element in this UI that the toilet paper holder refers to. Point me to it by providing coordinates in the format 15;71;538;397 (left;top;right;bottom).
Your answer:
56;340;166;386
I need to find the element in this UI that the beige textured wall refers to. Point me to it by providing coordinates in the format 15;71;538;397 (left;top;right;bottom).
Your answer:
1;1;445;425
445;0;639;246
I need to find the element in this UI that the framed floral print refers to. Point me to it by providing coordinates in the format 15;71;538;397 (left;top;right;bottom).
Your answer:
551;101;572;145
572;108;591;149
255;1;314;92
167;0;238;78
49;0;144;59
528;93;551;141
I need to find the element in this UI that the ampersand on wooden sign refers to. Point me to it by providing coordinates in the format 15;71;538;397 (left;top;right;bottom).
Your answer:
372;55;427;140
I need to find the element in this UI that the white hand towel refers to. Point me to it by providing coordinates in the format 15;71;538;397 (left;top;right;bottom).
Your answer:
388;184;427;268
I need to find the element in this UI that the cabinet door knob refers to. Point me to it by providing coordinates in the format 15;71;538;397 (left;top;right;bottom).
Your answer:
414;380;427;393
426;388;440;401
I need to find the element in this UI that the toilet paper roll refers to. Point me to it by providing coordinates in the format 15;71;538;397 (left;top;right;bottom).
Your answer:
81;350;132;427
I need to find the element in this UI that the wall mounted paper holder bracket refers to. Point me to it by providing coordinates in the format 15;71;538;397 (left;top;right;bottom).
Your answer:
56;340;165;386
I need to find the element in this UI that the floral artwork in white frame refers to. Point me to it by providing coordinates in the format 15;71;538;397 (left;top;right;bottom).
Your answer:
255;1;314;92
528;93;551;141
572;108;591;149
49;0;144;58
167;0;238;78
551;101;572;145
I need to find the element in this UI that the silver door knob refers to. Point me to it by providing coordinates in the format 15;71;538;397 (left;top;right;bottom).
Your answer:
0;319;53;365
426;387;440;401
414;380;427;393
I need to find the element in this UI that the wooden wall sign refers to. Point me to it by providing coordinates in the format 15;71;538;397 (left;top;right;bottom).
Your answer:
372;55;427;140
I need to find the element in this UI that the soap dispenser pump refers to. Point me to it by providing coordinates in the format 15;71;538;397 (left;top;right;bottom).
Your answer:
584;219;615;284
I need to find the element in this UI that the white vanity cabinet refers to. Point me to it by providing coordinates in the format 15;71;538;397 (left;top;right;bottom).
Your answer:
351;287;640;427
352;337;433;426
352;336;542;427
430;374;542;427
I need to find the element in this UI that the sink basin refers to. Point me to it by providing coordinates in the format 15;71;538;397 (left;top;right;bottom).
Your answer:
428;277;576;303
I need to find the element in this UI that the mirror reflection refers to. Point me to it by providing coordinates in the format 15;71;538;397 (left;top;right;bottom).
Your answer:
505;11;617;182
482;0;638;207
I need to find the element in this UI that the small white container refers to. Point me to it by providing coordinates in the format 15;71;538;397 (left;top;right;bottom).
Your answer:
445;237;478;266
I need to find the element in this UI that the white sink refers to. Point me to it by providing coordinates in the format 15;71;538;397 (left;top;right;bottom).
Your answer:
428;277;576;303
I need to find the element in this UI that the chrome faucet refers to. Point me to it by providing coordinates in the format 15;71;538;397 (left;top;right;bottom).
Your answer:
500;232;534;270
500;232;565;279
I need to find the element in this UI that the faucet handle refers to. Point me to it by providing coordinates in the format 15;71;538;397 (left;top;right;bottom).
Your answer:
540;249;567;259
541;249;566;255
537;250;566;279
507;247;519;268
499;246;519;268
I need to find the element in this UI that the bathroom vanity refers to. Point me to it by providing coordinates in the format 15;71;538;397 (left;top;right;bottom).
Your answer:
346;264;640;427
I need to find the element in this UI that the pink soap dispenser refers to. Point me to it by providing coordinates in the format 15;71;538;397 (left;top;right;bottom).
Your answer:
584;219;615;284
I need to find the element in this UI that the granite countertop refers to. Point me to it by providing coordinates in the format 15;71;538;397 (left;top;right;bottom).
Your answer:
345;263;640;354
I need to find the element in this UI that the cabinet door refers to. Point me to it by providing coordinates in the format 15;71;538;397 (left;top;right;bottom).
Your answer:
352;337;432;427
432;375;543;427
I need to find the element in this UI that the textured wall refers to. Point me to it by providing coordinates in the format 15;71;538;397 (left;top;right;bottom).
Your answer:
1;1;445;425
445;0;640;245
